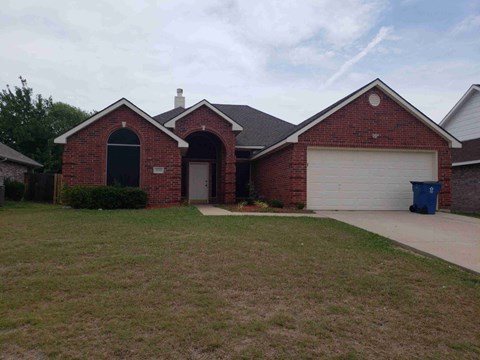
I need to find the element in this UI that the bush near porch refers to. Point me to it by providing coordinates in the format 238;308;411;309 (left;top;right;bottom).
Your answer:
63;186;148;209
0;203;479;358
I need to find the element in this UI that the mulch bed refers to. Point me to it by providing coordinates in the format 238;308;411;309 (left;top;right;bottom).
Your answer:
220;204;314;213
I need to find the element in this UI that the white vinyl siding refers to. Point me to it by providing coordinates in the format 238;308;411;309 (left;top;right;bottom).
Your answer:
306;148;437;210
443;91;480;141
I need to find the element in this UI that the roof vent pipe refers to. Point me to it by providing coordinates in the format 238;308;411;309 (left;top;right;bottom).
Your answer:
174;88;185;108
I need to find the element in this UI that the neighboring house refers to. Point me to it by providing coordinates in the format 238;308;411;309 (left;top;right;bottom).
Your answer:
0;142;43;182
440;84;480;211
54;79;460;210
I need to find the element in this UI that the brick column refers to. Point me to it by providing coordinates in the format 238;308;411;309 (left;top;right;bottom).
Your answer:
438;147;452;209
224;152;236;204
290;144;306;206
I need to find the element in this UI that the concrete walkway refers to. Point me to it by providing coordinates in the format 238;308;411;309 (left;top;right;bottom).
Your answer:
316;211;480;274
194;204;322;217
196;205;480;274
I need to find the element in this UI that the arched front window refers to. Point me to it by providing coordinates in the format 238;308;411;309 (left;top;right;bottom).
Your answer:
107;128;140;187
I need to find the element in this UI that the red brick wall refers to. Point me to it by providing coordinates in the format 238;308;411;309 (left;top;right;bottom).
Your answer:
62;105;182;205
252;145;292;205
254;86;452;209
173;105;237;203
451;164;480;212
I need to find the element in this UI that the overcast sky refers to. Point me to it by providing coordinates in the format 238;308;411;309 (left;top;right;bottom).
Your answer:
1;0;479;124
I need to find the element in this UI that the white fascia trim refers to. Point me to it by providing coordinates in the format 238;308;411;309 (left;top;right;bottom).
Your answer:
163;100;243;131
440;85;480;127
251;138;292;160
452;159;480;167
377;82;462;148
286;80;461;147
54;98;189;148
235;145;265;150
253;79;461;160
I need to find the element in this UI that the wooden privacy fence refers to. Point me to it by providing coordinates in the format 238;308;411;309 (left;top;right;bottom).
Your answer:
24;173;63;204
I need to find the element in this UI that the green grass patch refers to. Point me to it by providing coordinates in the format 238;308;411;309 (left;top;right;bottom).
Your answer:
453;211;480;219
0;202;479;358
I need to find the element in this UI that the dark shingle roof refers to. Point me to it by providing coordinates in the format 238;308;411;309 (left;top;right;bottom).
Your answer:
153;104;295;147
251;80;378;155
0;142;42;167
292;80;376;133
153;107;186;124
213;104;295;146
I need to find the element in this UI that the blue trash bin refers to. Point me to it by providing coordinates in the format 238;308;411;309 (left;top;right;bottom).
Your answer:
409;181;441;215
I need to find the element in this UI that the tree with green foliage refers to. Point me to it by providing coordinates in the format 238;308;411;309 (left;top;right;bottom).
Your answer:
44;102;92;172
0;77;92;173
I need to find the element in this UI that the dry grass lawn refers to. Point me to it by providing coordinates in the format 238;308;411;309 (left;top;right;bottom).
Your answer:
0;202;479;359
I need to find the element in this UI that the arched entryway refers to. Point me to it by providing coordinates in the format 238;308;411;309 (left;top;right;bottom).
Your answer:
182;131;225;203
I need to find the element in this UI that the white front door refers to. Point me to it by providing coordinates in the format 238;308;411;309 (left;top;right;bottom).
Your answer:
189;162;209;203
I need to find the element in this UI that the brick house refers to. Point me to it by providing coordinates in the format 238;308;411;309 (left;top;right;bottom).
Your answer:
0;142;42;182
54;79;460;210
440;84;480;212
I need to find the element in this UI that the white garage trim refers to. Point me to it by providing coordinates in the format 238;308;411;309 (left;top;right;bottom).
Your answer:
306;147;438;211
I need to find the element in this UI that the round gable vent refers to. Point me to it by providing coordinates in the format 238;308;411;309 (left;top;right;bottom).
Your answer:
368;93;381;107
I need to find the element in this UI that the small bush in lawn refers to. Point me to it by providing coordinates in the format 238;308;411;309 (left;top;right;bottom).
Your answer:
4;178;25;201
63;186;147;209
296;202;305;210
269;199;284;208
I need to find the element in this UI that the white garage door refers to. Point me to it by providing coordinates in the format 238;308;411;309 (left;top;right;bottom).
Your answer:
307;148;437;210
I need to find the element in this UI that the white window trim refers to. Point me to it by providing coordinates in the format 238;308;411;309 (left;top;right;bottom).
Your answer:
107;143;141;147
235;145;264;150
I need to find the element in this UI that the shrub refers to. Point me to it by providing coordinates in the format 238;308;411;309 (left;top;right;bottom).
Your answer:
4;178;25;201
268;199;284;208
237;200;248;209
296;202;305;210
121;187;148;209
254;200;269;209
63;186;93;209
63;186;148;209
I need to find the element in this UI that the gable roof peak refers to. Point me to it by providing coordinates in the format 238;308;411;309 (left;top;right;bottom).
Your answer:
440;84;480;127
251;78;461;160
54;98;188;148
163;99;243;131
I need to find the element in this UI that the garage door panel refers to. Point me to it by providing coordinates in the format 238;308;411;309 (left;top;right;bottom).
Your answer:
307;149;436;210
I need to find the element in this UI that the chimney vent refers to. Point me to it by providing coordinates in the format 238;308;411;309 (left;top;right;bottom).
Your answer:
175;88;185;108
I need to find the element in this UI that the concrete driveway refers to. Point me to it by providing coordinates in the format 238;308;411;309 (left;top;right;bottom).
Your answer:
316;211;480;274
